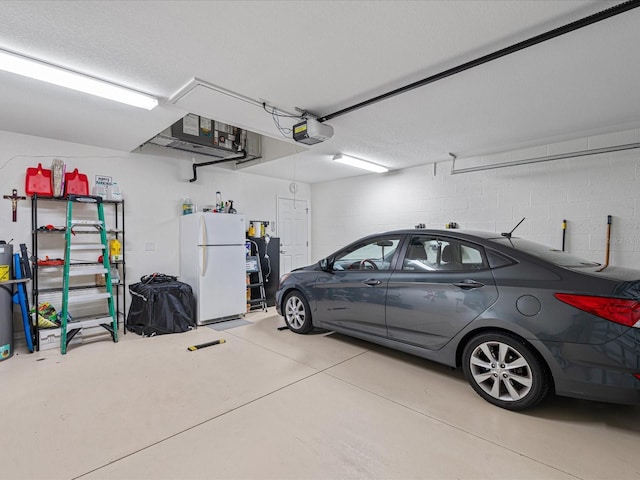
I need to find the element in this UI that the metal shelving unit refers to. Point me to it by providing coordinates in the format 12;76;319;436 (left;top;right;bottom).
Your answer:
31;194;126;351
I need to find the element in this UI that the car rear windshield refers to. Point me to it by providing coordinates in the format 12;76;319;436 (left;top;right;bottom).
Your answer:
494;238;601;268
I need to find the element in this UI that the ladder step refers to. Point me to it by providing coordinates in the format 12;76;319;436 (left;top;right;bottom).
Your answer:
68;292;113;303
38;284;115;294
247;283;264;288
70;244;106;250
248;298;266;304
66;316;115;331
39;262;103;272
72;219;103;225
68;266;108;276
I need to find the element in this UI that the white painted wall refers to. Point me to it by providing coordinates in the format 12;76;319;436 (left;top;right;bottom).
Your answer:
0;130;309;335
311;128;640;268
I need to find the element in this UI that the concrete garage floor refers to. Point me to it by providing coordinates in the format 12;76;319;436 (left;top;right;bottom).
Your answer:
2;308;640;479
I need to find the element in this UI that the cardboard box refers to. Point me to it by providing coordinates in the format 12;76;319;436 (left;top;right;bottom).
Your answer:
38;328;82;351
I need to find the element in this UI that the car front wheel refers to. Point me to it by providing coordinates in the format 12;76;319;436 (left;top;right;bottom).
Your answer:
283;291;313;334
462;332;550;411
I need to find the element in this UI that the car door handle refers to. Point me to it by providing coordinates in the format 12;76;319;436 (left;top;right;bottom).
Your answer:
452;280;485;290
362;279;382;286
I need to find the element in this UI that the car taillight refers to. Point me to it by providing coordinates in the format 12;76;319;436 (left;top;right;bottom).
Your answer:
554;293;640;328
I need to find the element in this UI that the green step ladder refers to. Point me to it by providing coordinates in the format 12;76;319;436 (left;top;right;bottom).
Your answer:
60;195;118;354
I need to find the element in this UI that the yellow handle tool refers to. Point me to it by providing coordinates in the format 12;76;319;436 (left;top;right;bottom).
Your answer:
187;339;226;351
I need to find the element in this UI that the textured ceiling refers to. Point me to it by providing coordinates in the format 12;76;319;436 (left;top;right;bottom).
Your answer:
0;1;638;183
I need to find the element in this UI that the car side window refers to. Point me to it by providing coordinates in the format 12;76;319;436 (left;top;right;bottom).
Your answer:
333;237;401;271
402;236;486;272
486;249;515;269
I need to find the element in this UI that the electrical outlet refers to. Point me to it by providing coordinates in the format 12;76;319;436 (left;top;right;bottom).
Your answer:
144;242;155;252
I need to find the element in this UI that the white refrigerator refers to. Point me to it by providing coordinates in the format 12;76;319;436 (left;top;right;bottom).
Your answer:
179;213;247;325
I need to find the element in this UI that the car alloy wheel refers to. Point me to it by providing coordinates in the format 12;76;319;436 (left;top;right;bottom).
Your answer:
462;332;550;410
284;291;313;333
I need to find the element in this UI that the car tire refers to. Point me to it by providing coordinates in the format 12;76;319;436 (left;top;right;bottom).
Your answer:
283;291;313;334
462;332;550;411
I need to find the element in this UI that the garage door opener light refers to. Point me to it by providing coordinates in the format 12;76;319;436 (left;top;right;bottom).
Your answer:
0;48;158;110
333;154;388;173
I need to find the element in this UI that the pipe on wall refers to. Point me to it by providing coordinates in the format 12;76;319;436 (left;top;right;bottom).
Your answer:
450;142;640;175
189;150;247;182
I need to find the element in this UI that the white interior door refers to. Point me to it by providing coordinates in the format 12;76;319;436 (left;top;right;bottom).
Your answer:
277;197;309;274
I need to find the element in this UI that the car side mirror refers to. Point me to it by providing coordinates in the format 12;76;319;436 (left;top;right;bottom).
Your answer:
319;258;333;272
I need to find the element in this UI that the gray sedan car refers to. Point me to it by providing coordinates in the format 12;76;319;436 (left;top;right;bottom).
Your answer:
276;229;640;410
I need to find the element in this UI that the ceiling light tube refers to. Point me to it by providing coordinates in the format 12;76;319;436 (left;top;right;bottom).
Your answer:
0;48;158;110
333;154;388;173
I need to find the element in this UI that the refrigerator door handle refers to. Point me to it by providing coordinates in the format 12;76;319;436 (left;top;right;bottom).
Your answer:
201;215;208;245
200;217;208;277
201;246;207;277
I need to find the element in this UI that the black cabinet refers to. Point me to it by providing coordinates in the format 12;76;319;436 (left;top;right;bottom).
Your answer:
247;237;280;307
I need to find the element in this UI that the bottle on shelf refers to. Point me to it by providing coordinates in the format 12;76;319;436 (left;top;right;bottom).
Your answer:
110;238;122;262
108;182;122;201
182;198;194;215
93;184;107;199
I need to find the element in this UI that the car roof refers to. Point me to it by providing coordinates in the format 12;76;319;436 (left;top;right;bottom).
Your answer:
369;229;506;241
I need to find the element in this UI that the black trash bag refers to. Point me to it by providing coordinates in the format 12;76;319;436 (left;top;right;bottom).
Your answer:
126;274;196;336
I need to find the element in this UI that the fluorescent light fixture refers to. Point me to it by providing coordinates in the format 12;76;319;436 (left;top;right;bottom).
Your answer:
0;48;158;110
333;154;388;173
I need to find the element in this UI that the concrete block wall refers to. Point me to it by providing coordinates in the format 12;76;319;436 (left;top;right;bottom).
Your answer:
311;128;640;268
